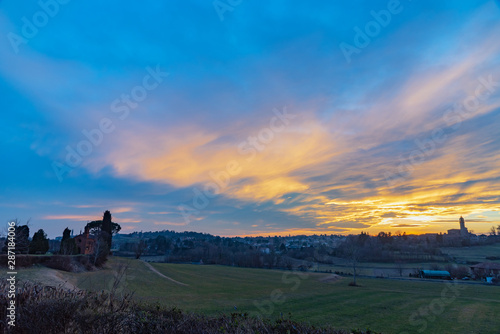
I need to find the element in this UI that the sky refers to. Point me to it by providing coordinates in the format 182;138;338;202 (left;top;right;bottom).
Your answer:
0;0;499;238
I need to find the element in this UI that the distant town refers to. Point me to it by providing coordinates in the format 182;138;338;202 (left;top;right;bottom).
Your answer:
4;214;500;283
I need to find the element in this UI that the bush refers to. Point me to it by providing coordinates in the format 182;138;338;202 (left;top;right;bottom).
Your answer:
76;254;95;271
444;264;470;279
44;255;74;272
1;255;95;272
0;255;49;268
45;255;95;272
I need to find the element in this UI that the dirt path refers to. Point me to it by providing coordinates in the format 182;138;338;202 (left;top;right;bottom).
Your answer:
42;269;80;291
142;261;189;286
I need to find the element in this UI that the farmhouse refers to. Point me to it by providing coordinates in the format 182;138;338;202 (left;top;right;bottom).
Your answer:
470;262;500;279
74;226;95;255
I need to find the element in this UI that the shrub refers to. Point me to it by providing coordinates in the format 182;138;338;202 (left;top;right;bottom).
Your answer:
0;255;48;268
44;255;92;272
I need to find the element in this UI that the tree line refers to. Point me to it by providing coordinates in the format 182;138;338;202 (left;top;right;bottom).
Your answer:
2;211;121;267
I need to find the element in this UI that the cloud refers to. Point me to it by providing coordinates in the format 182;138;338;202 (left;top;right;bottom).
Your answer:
391;224;427;228
1;1;500;237
42;215;95;221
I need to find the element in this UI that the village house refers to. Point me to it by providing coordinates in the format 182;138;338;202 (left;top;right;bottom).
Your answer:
470;262;500;280
74;226;95;255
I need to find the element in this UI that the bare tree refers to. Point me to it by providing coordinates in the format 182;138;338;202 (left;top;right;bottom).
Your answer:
134;239;148;259
91;233;110;267
396;260;404;277
344;235;360;286
110;261;131;298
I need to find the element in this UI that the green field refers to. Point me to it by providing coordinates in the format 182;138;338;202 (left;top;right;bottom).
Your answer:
7;257;500;334
441;243;500;264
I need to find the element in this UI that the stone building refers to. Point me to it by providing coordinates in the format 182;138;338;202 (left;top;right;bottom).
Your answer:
74;226;95;255
444;216;470;245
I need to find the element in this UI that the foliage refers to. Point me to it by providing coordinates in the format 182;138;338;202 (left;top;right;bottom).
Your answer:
2;222;30;254
0;254;93;271
85;211;121;237
102;210;113;250
90;233;110;267
60;227;77;255
86;210;121;260
46;255;96;272
134;239;148;259
29;229;49;254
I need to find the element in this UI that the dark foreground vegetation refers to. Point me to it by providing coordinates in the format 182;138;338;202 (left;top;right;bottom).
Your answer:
0;281;380;334
0;254;105;272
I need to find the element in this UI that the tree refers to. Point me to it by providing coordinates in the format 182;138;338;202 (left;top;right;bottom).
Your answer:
60;227;77;255
134;239;148;259
279;243;287;253
395;259;405;277
102;210;113;249
85;210;121;252
29;229;49;254
489;226;497;236
3;222;30;254
358;231;370;246
377;231;393;244
497;225;500;235
153;235;171;254
91;232;110;267
436;233;443;245
344;235;360;286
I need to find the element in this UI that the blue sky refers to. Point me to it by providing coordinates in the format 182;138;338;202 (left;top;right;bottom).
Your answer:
1;0;499;238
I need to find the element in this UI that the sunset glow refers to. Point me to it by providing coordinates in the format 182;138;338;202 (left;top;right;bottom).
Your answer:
1;1;499;238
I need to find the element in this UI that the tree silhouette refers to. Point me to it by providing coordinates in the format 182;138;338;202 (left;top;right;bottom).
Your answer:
29;229;49;254
90;233;109;266
134;239;147;259
344;235;361;286
2;222;30;254
85;210;121;252
102;210;113;250
60;227;77;255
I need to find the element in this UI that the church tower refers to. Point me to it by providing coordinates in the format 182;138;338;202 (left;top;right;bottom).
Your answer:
459;216;468;237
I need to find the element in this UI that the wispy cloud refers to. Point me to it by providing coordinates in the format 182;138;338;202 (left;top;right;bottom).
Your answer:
0;1;499;237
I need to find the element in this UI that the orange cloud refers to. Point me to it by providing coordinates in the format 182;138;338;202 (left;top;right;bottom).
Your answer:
43;215;95;221
80;9;500;235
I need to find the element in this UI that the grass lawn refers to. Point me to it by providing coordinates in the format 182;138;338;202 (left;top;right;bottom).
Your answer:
441;243;500;264
5;257;500;333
